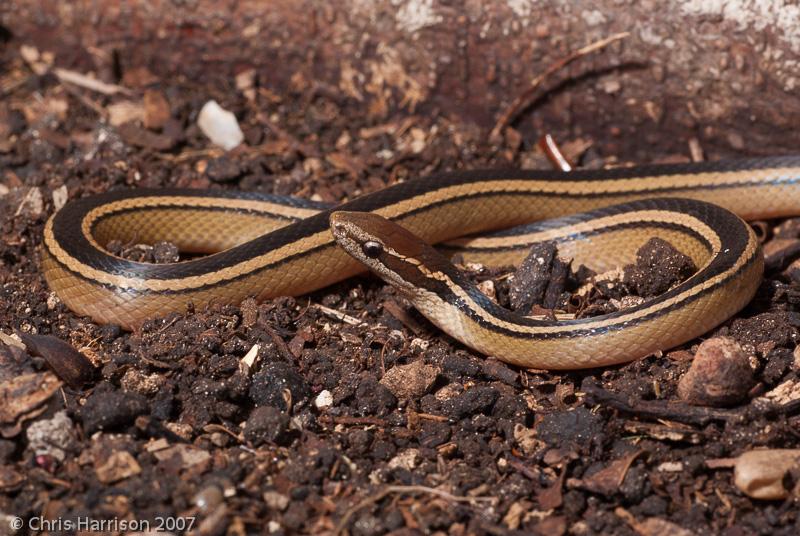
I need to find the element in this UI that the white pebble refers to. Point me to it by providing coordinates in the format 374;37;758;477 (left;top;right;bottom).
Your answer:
197;100;244;151
314;390;333;409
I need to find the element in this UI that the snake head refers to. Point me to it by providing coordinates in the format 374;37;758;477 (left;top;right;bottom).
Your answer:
330;211;450;299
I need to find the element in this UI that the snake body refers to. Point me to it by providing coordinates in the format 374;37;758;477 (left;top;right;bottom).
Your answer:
41;157;800;368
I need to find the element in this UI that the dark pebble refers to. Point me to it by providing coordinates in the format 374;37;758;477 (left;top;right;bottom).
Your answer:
152;241;180;264
623;237;696;297
99;324;121;343
370;439;395;461
636;494;668;516
441;354;481;379
419;421;451;448
354;375;396;416
384;510;405;531
79;390;149;433
346;429;372;455
249;362;310;411
0;439;16;463
290;486;309;500
535;407;604;448
509;242;557;314
619;466;648;503
562;490;586;517
729;312;800;349
762;348;793;385
441;386;499;419
206;157;242;183
482;358;518;385
244;406;289;446
282;502;309;532
491;395;530;422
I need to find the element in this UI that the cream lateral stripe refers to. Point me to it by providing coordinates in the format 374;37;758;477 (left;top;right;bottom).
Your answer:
45;218;335;291
79;197;320;251
83;196;321;225
45;166;772;293
408;216;753;335
376;167;800;219
440;210;724;251
453;239;755;335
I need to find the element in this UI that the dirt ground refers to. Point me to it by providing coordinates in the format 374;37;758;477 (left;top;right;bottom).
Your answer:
2;4;800;536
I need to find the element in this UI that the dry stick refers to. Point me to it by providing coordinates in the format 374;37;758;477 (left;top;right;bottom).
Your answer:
335;485;496;535
489;32;630;143
582;380;742;426
53;67;134;96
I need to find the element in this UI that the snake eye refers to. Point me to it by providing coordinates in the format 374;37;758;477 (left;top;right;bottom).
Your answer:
362;241;383;259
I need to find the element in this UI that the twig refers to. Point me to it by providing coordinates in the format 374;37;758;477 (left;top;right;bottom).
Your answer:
335;485;495;535
538;134;573;171
260;323;297;363
53;67;133;96
313;304;366;326
507;456;539;480
489;32;629;142
582;379;742;426
584;379;800;426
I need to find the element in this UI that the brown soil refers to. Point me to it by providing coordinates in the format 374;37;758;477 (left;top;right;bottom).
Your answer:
2;6;800;536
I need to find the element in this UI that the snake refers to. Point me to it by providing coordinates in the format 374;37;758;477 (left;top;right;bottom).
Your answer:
41;156;800;369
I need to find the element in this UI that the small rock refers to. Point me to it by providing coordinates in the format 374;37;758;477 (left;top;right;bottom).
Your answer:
536;407;604;449
509;242;556;314
734;449;800;499
107;100;145;126
94;450;142;484
244;406;289;446
513;424;539;456
623;237;696;297
153;444;211;469
387;448;419;470
482;358;518;385
441;386;499;419
51;184;68;211
197;100;244;151
152;241;180;264
117;122;175;151
79;390;149;433
418;421;450;448
206;157;242;183
379;360;438;399
355;375;397;416
678;337;755;407
762;348;793;385
729;312;799;350
263;490;290;511
314;390;333;409
25;410;76;462
143;89;171;130
194;484;224;513
249;362;310;411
